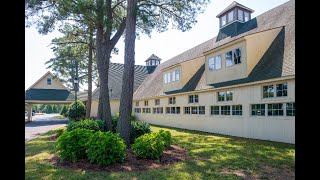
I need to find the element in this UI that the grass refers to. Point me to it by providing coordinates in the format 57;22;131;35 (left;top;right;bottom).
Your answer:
25;125;295;179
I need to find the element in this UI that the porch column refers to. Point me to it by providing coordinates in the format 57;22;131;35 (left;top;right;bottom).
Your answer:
27;103;32;122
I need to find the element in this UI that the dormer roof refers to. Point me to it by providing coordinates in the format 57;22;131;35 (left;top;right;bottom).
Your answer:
216;1;254;18
144;54;162;62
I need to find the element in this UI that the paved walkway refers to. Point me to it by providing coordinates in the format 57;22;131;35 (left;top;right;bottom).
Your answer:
25;113;68;141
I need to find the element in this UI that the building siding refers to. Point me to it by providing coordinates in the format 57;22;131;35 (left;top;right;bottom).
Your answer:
133;79;295;144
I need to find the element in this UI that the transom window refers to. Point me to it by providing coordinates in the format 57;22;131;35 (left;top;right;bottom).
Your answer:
208;55;222;71
155;99;160;105
210;106;220;115
185;106;205;115
169;97;176;104
267;103;284;116
144;100;148;106
188;95;199;103
166;107;180;114
153;107;163;114
142;108;151;113
221;106;231;115
135;101;139;106
286;103;295;116
263;83;288;98
251;104;265;116
164;70;180;84
218;91;233;102
232;105;242;115
47;78;52;85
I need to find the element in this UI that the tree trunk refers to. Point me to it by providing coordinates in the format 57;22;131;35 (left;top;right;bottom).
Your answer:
118;0;138;146
86;29;93;119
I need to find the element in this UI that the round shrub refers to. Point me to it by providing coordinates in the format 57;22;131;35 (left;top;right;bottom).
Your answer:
132;132;165;159
56;129;93;162
66;119;104;132
67;100;86;120
86;131;126;165
130;121;151;143
158;130;172;148
56;128;65;138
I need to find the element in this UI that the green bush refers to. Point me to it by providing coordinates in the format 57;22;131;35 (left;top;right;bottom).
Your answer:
56;129;93;162
111;114;119;133
132;132;165;159
130;121;151;143
56;129;65;138
95;119;105;131
158;130;172;148
60;105;68;116
86;131;126;165
67;100;86;120
66;119;103;132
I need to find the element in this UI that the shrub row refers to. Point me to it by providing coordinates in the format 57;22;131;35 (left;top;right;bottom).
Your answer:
132;130;172;159
66;119;104;132
56;129;126;165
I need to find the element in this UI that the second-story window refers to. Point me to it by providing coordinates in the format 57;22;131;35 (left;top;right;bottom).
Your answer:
218;91;233;102
208;55;222;71
188;95;199;103
47;78;52;85
155;99;160;105
226;51;233;67
169;97;176;104
233;48;241;64
221;15;227;26
175;70;180;81
238;9;243;21
244;12;250;22
164;70;180;84
263;83;287;98
164;74;167;83
144;100;148;106
172;71;176;81
136;101;139;106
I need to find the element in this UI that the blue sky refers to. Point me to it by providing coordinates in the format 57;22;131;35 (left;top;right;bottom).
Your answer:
25;0;290;91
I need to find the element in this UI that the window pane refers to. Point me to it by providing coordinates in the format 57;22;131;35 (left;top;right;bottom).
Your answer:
233;48;241;64
228;11;234;22
195;95;199;103
189;95;193;103
47;78;51;85
191;107;198;114
244;12;249;22
263;85;274;98
172;71;176;81
176;70;180;81
218;92;225;101
286;103;295;116
167;72;171;82
238;9;243;21
215;55;222;69
226;91;233;101
222;15;226;26
226;51;233;67
199;106;205;114
208;57;215;70
164;74;167;83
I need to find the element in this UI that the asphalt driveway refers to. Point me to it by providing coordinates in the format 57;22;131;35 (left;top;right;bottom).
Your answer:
25;113;68;141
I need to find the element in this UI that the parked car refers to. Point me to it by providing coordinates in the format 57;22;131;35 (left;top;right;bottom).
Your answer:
25;111;35;116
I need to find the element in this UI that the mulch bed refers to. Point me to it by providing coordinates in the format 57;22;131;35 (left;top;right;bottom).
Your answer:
50;145;188;172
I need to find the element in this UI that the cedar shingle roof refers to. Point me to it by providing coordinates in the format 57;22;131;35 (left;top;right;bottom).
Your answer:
133;0;295;100
92;63;149;100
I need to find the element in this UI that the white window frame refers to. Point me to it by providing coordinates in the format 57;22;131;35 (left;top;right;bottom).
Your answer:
172;71;176;81
164;73;167;83
47;78;52;85
244;12;249;22
175;70;180;81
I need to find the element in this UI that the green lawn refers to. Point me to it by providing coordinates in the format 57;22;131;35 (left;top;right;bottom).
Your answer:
25;125;295;179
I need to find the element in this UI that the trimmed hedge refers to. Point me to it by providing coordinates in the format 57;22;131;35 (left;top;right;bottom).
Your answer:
56;129;93;162
132;133;164;159
86;131;126;165
158;130;173;148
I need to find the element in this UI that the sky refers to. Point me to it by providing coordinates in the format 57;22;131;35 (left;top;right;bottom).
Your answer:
25;0;290;91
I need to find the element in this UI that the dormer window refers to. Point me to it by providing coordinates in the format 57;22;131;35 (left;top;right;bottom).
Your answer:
226;48;242;67
145;54;161;66
244;12;250;22
164;69;180;84
221;15;227;26
238;9;243;21
47;78;52;85
227;11;234;23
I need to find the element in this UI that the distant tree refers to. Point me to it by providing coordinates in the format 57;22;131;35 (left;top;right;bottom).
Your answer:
60;105;68;116
52;105;57;113
46;105;53;114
